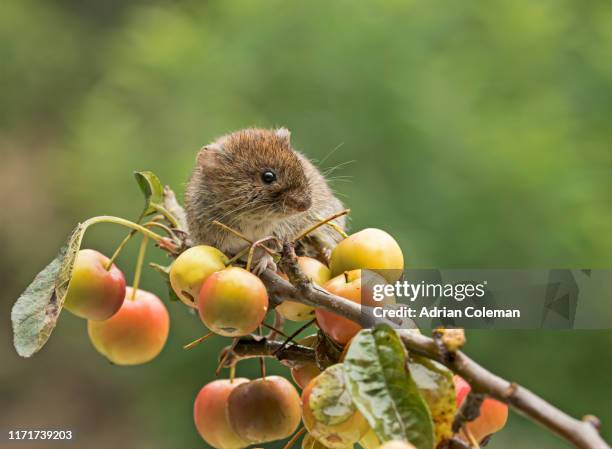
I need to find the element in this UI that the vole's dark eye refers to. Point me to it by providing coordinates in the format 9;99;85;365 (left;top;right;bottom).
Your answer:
261;170;277;184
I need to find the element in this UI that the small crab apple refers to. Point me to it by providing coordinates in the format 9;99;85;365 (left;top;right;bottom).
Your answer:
63;249;126;321
194;378;250;449
454;375;508;443
169;245;228;308
302;364;369;449
315;270;395;345
87;287;170;365
330;228;404;282
198;267;268;337
277;257;331;321
227;376;301;444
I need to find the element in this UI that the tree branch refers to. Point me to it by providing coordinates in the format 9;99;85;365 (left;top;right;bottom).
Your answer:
220;337;316;368
256;242;609;449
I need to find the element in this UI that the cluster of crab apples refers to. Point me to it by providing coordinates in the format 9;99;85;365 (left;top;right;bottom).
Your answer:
61;227;507;448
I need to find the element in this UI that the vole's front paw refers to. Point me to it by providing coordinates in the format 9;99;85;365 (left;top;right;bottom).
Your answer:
252;253;277;276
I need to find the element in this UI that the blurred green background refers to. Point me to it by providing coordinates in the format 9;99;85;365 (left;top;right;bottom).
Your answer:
1;0;611;448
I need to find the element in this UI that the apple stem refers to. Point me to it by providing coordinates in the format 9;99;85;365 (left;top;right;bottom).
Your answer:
105;230;136;271
273;318;316;357
293;209;350;242
261;322;289;339
104;216;176;271
282;427;306;449
131;234;149;299
216;338;239;376
258;325;267;379
225;246;250;266
463;427;481;449
183;332;215;350
83;215;172;246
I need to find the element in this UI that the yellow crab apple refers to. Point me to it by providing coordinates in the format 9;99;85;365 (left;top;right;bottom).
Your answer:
330;228;404;282
169;245;228;308
63;249;126;321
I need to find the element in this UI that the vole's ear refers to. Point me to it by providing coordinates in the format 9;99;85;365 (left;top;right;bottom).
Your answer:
196;142;222;166
275;127;291;145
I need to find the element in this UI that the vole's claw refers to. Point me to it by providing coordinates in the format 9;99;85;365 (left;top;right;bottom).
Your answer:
252;253;277;276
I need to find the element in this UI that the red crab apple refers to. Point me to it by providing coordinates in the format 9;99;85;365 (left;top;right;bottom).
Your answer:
302;364;369;449
329;228;404;282
170;245;228;308
315;269;395;345
194;378;250;449
227;376;301;444
198;267;268;337
87;287;170;365
291;362;321;389
63;249;126;321
454;375;508;443
277;257;331;321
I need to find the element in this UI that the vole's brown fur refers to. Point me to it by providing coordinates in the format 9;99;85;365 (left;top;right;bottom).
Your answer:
185;128;346;260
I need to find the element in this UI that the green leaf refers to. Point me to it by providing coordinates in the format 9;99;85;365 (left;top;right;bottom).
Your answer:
11;223;87;357
134;171;164;219
149;262;181;302
409;355;457;445
343;324;435;449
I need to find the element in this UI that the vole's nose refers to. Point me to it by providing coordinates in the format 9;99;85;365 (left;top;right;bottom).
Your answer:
288;195;312;212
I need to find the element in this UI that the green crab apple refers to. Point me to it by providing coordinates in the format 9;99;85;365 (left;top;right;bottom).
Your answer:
194;378;250;449
277;256;331;321
63;249;126;321
330;228;404;282
454;375;508;443
170;245;228;308
198;267;268;337
227;376;301;444
302;364;369;449
315;270;395;345
87;287;170;365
